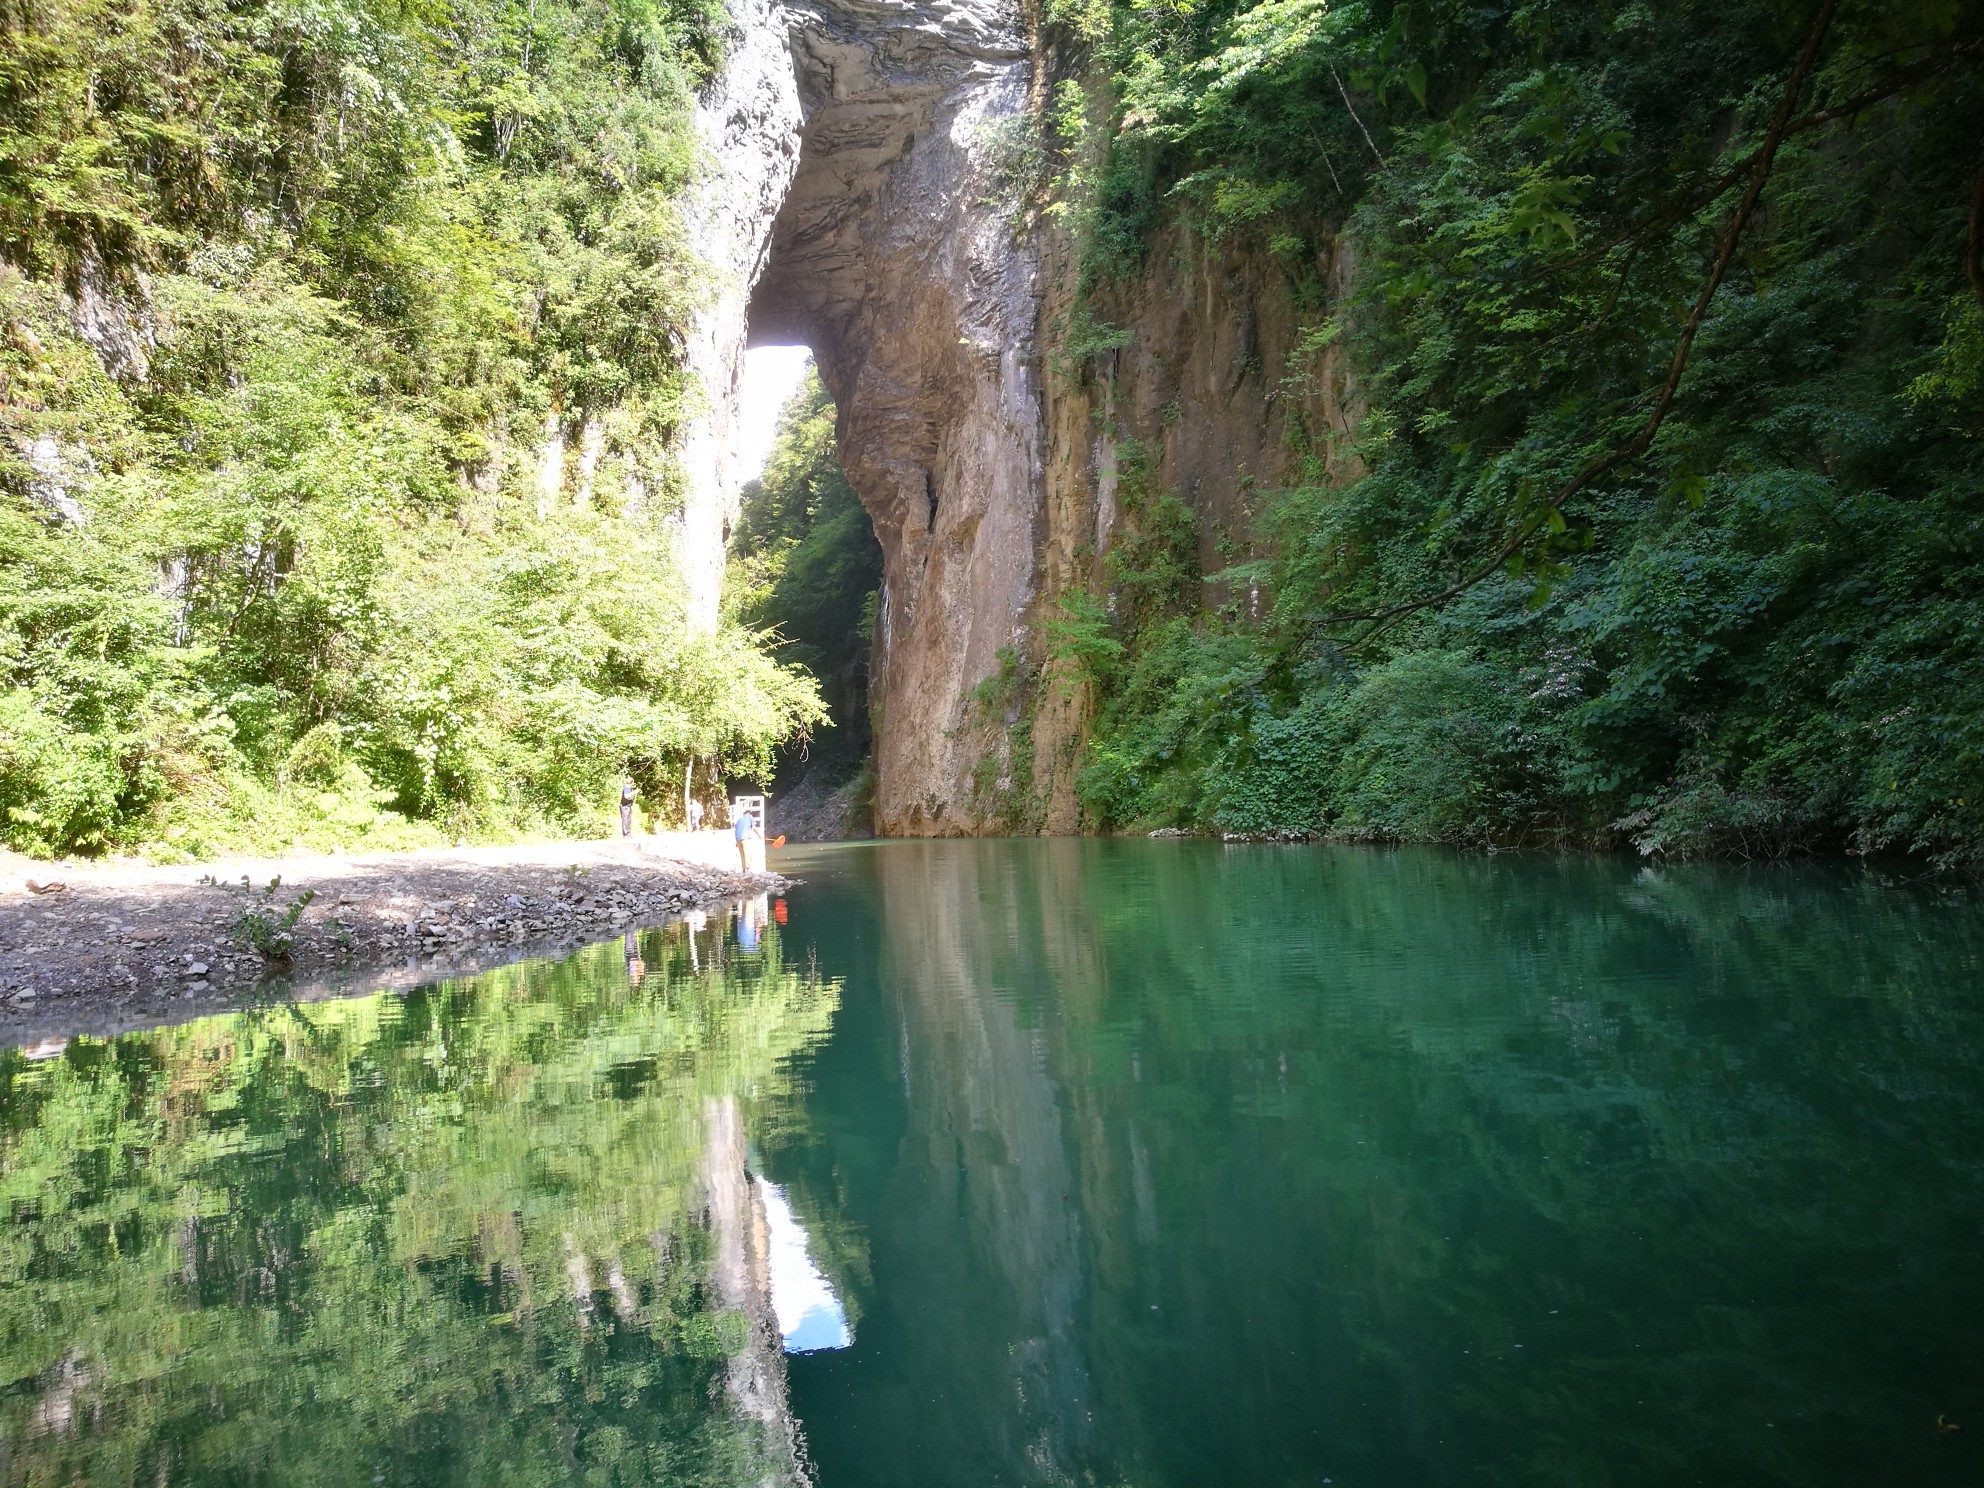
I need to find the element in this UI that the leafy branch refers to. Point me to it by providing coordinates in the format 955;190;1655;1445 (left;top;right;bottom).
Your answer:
1324;0;1845;649
1531;33;1984;282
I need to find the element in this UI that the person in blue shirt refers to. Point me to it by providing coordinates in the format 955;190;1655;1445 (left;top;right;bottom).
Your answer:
733;805;760;870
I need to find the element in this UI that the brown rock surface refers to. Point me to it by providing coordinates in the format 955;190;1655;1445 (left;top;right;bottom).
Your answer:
640;0;1360;835
675;0;1040;834
1025;221;1364;827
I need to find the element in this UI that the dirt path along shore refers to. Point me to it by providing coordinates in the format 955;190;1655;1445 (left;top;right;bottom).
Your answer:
0;834;782;1040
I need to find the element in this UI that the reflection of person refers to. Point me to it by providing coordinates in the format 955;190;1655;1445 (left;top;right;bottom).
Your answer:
737;894;768;952
687;796;704;832
733;805;760;870
623;931;645;984
619;776;637;837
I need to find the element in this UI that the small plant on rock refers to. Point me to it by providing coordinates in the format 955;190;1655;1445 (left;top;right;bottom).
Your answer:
232;877;316;962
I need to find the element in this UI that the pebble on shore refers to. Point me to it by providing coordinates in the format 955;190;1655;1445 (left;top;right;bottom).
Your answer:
0;849;783;1036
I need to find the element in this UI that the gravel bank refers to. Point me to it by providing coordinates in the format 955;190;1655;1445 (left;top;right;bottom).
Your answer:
0;836;782;1043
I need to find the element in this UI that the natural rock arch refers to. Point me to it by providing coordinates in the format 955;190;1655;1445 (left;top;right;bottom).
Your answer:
678;0;1045;835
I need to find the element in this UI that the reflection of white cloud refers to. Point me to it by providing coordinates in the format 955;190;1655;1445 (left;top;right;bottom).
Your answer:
757;1178;851;1354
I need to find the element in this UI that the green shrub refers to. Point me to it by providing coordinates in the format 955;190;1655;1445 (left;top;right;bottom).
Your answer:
0;0;822;858
1319;652;1539;844
0;690;133;854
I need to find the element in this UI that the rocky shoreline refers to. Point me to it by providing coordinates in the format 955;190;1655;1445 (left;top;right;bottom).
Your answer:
0;838;783;1044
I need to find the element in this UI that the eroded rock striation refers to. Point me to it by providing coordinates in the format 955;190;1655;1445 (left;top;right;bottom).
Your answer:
681;0;1042;834
682;0;1348;833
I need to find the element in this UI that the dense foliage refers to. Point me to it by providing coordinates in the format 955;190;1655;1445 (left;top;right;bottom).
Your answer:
728;368;881;779
0;0;823;858
1047;0;1984;863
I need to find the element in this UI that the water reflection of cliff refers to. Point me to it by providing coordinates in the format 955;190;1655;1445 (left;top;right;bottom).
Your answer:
0;913;843;1488
793;841;1984;1488
839;841;1095;1483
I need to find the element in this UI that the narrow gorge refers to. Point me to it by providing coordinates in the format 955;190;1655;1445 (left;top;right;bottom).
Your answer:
672;0;1984;865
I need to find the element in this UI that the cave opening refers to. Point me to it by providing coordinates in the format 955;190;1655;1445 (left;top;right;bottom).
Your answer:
728;343;883;838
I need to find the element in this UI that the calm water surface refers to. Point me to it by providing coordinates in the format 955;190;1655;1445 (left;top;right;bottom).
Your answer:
3;841;1981;1486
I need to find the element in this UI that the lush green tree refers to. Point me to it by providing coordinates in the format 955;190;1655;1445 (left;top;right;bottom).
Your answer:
728;368;881;777
0;0;823;856
1049;0;1984;863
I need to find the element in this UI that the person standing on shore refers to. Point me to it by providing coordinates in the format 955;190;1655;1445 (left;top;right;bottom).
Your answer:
733;803;760;870
687;796;704;833
619;776;637;837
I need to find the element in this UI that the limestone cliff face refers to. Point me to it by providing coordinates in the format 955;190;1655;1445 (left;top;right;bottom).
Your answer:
676;0;810;626
752;6;1042;837
679;0;1043;831
1026;224;1362;830
681;7;1351;833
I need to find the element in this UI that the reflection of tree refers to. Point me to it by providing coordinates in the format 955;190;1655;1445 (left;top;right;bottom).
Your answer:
0;920;840;1487
790;842;1984;1488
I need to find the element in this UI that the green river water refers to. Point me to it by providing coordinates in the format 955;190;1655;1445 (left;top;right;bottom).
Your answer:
2;840;1981;1486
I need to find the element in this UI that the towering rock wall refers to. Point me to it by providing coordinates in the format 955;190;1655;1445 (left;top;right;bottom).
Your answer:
676;0;810;626
681;0;1045;832
750;3;1041;837
680;3;1350;833
1026;225;1361;830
